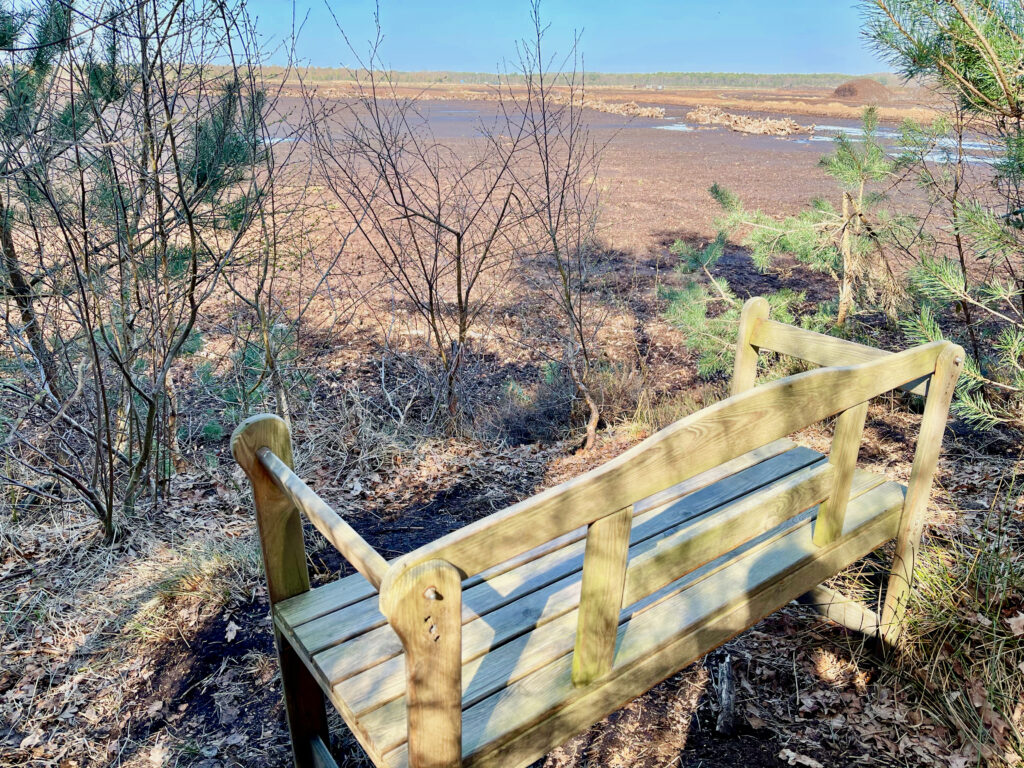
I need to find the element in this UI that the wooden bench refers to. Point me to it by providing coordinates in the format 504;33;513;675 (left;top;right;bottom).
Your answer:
231;297;963;768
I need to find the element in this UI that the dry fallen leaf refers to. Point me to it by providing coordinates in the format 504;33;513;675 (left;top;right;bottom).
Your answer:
148;741;170;766
1006;612;1024;637
778;749;824;768
225;620;240;642
19;730;44;749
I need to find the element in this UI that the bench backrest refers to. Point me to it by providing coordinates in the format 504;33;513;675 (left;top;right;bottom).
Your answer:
385;330;950;584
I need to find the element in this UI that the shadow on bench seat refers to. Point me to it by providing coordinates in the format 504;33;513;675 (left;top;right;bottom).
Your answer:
231;297;963;768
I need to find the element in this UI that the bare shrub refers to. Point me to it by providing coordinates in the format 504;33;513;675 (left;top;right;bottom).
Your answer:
309;27;530;421
0;1;279;538
491;1;609;450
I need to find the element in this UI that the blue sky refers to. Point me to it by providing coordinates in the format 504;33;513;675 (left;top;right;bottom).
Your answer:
249;1;887;74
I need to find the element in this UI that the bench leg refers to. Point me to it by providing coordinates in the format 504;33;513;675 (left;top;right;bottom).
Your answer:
880;344;962;646
278;632;333;768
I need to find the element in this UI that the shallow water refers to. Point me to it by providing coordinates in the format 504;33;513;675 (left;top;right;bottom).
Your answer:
656;116;999;165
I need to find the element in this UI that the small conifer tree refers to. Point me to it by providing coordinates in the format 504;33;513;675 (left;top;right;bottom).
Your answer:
711;108;905;327
865;0;1024;429
662;233;803;379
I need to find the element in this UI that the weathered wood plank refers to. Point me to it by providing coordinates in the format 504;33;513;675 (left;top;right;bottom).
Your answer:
382;481;907;768
387;343;943;580
310;448;824;682
632;438;796;514
731;297;770;396
275;529;588;632
621;462;836;606
813;401;868;546
749;318;930;396
572;506;632;686
881;343;963;644
284;444;809;661
380;560;463;768
351;470;889;752
276;571;378;629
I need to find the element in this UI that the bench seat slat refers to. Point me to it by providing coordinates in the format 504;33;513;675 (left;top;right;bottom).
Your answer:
275;439;799;631
350;467;888;753
281;442;817;663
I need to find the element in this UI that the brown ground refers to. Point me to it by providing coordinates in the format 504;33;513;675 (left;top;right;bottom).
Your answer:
290;80;940;123
833;78;894;103
1;87;1018;768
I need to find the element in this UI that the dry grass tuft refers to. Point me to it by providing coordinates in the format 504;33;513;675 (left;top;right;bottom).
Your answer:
889;483;1024;766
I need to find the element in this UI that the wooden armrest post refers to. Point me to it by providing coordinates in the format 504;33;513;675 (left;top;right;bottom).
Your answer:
731;296;770;396
881;343;963;646
381;560;463;768
231;414;330;768
572;505;632;687
814;401;869;546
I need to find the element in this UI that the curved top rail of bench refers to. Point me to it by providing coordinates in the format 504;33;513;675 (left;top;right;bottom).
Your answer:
382;340;958;592
231;414;389;590
748;317;931;396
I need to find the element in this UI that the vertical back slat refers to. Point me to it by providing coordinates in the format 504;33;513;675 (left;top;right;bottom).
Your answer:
814;401;869;546
731;296;770;396
572;506;633;687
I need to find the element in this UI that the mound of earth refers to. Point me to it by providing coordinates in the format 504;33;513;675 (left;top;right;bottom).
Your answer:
833;78;892;103
589;100;665;118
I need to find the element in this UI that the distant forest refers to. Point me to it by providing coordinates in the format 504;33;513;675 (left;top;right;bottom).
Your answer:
266;67;899;89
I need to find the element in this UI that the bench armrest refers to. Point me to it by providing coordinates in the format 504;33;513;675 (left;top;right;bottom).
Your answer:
256;446;389;589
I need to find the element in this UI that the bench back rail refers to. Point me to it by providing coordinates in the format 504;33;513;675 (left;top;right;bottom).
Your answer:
383;338;947;587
